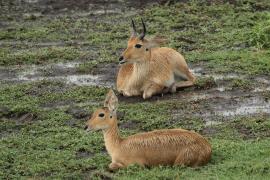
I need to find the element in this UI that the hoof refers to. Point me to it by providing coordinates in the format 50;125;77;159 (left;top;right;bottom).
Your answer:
122;92;131;97
143;92;152;99
170;85;176;93
109;162;123;170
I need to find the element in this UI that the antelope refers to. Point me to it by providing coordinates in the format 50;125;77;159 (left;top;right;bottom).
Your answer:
84;90;212;170
117;19;196;99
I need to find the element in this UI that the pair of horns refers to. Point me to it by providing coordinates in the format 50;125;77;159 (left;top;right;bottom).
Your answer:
131;18;146;40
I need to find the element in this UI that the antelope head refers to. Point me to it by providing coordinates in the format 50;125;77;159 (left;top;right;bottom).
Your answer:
119;18;167;64
84;89;118;132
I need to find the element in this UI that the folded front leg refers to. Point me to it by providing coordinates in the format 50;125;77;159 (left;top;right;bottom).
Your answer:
143;82;164;99
162;82;176;94
122;89;141;97
109;162;125;170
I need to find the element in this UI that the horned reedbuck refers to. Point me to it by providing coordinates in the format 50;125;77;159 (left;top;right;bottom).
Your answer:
117;19;196;99
84;90;212;170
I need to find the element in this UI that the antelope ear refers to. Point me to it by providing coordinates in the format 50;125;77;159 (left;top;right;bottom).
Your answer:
145;36;168;49
104;89;118;114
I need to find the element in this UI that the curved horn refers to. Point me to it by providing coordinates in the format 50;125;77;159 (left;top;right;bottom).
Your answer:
139;18;146;40
131;19;137;37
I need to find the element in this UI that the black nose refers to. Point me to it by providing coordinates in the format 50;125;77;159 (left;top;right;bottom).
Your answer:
119;56;124;61
84;125;88;130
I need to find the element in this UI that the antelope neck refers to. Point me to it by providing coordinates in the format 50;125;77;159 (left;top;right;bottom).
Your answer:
103;117;121;151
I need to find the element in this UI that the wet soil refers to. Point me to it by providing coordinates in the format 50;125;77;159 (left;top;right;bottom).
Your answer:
119;120;141;130
65;106;91;119
1;61;270;125
1;0;270;137
1;0;159;17
0;108;37;138
0;105;37;123
0;62;116;87
76;148;94;159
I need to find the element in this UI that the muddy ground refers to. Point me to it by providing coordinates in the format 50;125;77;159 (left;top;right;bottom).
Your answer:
1;61;269;120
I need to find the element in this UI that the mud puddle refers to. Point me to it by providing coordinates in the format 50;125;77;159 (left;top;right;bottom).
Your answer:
1;62;269;94
178;92;269;122
0;61;115;87
191;65;270;93
191;66;246;81
0;41;92;48
214;96;270;117
1;62;270;122
2;0;158;16
19;74;107;86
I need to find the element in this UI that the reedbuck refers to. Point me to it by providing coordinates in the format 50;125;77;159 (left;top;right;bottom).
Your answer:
117;19;196;99
85;90;212;170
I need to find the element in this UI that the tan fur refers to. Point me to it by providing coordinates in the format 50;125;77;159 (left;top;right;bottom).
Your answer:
117;23;196;99
85;90;212;170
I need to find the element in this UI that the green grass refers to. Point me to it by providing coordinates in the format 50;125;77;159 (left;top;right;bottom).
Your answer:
0;0;270;74
229;78;252;90
1;81;270;179
249;13;270;48
1;0;270;179
194;77;216;90
0;81;107;115
186;50;270;75
0;47;87;65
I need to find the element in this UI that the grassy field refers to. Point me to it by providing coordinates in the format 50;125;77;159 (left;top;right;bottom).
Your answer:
0;0;270;179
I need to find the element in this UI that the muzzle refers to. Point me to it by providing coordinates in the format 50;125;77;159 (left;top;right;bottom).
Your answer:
119;56;126;64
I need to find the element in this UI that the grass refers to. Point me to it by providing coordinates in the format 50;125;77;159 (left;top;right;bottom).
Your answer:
194;77;216;90
1;81;270;179
249;13;270;48
186;50;270;75
0;47;87;65
0;1;270;74
229;78;252;90
1;0;270;179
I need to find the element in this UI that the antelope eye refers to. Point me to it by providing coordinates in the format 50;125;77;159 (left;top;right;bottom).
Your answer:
98;113;105;118
135;44;142;48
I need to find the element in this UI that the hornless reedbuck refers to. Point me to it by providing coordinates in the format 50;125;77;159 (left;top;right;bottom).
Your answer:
85;90;212;170
117;19;196;99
